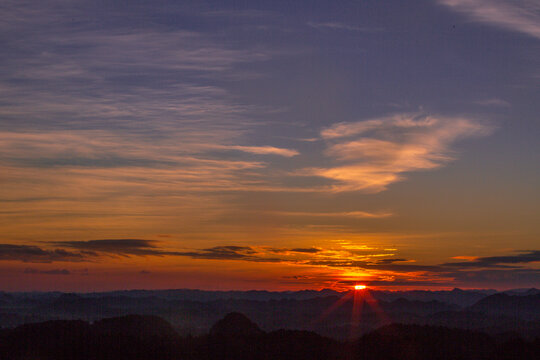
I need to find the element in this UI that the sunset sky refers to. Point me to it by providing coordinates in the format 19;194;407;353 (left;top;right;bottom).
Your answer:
1;0;539;291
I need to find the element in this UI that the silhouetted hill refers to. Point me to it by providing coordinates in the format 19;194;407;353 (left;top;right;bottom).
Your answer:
355;324;540;360
503;288;540;296
93;314;179;339
1;314;539;359
0;315;182;360
210;312;263;337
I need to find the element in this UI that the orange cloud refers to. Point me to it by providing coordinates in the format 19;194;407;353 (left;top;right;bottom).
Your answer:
310;113;493;192
264;210;393;219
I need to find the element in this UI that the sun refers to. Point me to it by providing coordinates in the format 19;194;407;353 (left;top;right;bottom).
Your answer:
354;285;367;290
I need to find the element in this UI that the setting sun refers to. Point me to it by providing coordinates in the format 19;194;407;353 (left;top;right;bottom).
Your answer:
354;285;367;290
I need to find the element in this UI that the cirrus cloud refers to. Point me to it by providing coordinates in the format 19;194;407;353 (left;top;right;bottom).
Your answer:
307;113;493;192
438;0;540;40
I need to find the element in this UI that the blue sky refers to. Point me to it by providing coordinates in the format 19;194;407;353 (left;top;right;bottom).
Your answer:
0;0;538;291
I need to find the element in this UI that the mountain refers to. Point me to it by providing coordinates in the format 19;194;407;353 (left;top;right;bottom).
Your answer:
0;315;182;360
468;293;540;319
370;288;493;307
93;314;179;339
503;288;540;296
210;312;263;337
355;323;540;360
1;288;538;339
1;313;539;360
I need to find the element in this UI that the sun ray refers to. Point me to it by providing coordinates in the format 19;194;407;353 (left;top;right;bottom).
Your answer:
311;290;354;324
349;286;366;339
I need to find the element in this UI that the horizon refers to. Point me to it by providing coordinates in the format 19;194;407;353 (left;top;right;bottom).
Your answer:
1;0;539;292
2;285;538;295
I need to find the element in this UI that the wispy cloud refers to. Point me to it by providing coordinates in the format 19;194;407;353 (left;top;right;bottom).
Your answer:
51;239;176;257
266;247;322;254
439;0;540;39
306;113;493;192
0;0;303;232
24;268;70;275
207;145;299;157
0;244;90;263
307;22;382;32
265;211;393;219
443;250;540;268
174;245;282;262
474;98;510;107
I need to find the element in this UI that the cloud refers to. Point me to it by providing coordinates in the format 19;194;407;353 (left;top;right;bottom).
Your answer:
24;268;70;275
438;0;540;40
209;145;299;157
302;249;540;287
290;247;322;253
55;239;156;250
3;240;282;263
474;98;511;107
204;9;278;19
9;238;537;288
175;245;282;262
442;250;540;268
266;211;393;219
0;0;296;229
0;244;90;263
307;22;383;32
337;279;449;287
51;239;183;257
306;259;442;272
308;113;493;192
448;268;540;286
375;258;409;265
267;247;323;254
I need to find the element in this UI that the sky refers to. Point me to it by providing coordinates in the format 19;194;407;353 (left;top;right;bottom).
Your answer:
0;0;539;292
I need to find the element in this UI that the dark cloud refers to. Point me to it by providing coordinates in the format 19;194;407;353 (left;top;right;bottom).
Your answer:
305;250;540;287
51;239;179;257
448;268;540;286
266;247;321;254
442;250;540;268
0;244;89;263
282;275;314;280
33;240;282;263
24;268;70;275
307;250;540;276
306;259;442;272
176;246;281;262
6;239;540;288
1;239;185;263
375;258;408;264
290;247;322;253
53;239;154;251
336;279;448;287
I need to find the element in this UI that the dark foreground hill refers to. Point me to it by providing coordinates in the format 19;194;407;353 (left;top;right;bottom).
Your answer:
1;313;539;360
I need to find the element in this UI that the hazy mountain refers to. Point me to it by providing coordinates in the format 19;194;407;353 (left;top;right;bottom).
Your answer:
468;293;540;319
1;288;538;339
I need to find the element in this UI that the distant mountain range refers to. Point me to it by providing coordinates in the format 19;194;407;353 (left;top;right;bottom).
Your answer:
0;288;538;339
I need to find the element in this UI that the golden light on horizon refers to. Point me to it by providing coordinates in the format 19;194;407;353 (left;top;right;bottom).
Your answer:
354;285;367;290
